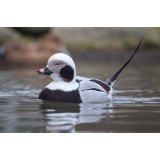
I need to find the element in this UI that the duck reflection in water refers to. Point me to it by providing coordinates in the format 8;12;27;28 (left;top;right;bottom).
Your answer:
39;100;113;133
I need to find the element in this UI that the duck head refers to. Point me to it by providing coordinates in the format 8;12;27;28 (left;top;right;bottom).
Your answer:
37;53;76;83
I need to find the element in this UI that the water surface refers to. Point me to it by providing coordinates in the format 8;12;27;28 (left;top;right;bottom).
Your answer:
0;62;160;133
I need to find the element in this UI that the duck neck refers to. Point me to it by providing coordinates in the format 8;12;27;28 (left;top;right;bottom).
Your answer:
51;73;76;83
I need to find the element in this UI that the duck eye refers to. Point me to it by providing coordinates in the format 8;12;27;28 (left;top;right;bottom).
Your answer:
55;63;61;66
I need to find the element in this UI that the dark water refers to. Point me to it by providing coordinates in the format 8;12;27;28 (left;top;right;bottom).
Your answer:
0;62;160;133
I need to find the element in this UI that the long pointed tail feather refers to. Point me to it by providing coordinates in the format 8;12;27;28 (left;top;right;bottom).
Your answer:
106;38;143;86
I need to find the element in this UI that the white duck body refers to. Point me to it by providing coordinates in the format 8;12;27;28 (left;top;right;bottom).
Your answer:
44;76;112;103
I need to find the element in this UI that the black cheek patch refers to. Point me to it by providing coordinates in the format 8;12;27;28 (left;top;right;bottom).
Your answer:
60;65;74;81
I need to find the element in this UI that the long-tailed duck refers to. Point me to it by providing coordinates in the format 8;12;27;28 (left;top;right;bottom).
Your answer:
38;39;142;103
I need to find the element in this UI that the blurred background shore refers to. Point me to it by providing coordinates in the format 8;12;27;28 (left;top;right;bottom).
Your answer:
0;27;160;68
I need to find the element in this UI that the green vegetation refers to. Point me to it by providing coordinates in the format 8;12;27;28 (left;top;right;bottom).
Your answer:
54;27;160;52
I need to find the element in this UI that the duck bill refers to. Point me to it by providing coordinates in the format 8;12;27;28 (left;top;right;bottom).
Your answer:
37;67;53;76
